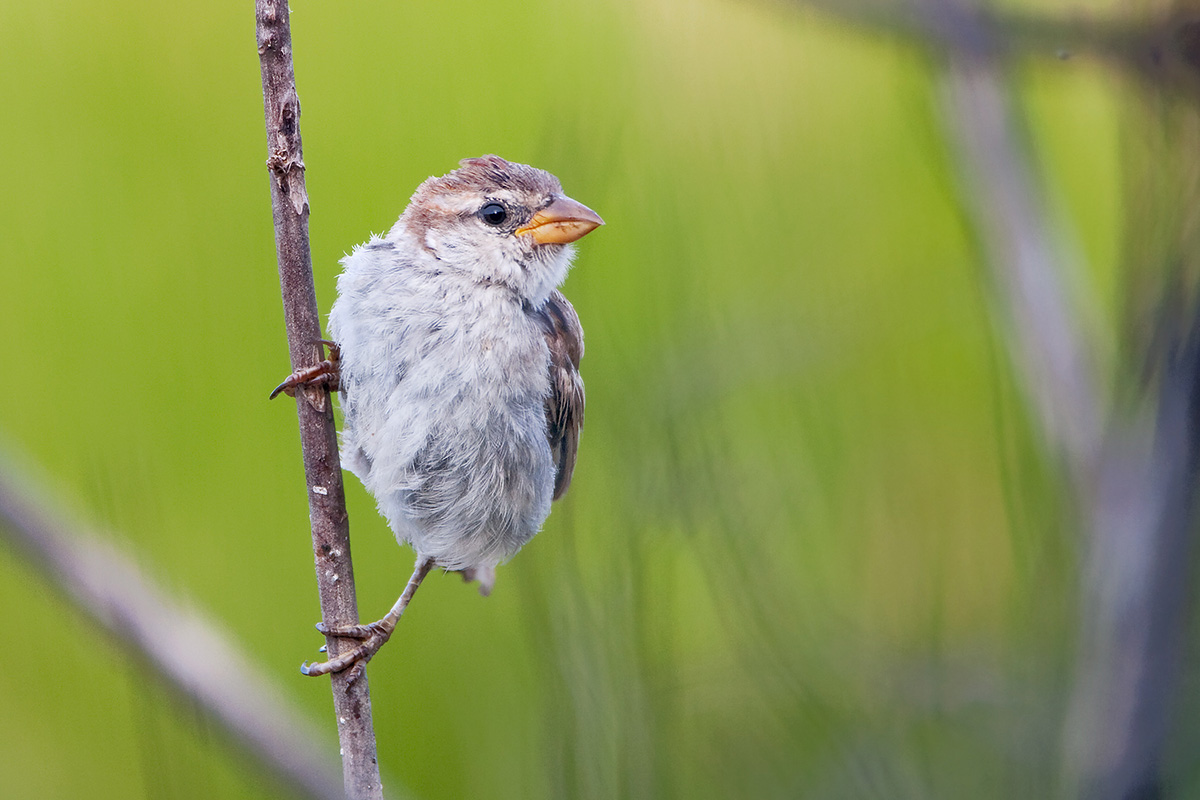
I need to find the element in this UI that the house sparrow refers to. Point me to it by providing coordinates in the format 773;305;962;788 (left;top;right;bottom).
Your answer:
273;155;602;678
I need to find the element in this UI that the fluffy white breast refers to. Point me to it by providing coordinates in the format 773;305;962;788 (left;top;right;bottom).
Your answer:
328;229;556;568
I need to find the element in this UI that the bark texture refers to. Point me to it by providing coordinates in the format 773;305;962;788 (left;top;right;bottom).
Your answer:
255;3;383;797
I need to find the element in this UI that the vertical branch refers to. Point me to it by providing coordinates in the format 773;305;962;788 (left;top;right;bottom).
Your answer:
255;4;383;799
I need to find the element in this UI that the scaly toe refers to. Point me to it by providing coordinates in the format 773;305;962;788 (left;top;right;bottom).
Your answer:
300;640;371;677
302;624;393;678
315;621;377;640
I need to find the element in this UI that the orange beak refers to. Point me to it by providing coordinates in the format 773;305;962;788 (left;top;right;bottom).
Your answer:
515;196;604;244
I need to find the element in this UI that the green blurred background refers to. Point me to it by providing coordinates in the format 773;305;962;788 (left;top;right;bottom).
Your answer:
0;0;1157;797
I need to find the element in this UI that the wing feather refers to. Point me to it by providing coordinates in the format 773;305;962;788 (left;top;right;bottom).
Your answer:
534;290;585;500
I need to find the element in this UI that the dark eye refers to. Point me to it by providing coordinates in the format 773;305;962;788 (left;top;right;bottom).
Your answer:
480;202;508;226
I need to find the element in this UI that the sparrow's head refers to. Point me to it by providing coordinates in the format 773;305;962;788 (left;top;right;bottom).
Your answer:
397;155;603;306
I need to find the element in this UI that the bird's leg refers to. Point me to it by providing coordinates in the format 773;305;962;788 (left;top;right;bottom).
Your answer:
269;339;342;400
301;557;436;680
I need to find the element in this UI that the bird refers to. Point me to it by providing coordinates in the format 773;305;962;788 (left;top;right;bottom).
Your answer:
272;155;603;678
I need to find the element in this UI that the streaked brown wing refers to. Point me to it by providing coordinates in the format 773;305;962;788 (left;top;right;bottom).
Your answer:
534;290;585;500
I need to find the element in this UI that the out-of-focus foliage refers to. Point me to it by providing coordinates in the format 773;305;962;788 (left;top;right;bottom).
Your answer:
0;0;1154;798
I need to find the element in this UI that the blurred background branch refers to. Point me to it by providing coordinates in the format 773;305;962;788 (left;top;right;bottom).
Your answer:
0;454;343;799
820;0;1200;796
935;39;1195;800
938;49;1103;478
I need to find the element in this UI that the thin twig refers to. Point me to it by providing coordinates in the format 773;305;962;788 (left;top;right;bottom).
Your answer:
255;3;384;798
0;457;343;800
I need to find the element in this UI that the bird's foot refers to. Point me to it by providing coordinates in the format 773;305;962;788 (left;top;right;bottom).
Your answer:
300;557;436;681
270;339;341;402
300;618;394;682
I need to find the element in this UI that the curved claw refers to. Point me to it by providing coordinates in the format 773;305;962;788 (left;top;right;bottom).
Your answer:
268;378;294;401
